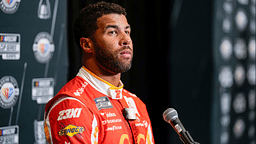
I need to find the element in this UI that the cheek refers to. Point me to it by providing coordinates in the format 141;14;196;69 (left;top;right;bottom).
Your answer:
101;37;119;50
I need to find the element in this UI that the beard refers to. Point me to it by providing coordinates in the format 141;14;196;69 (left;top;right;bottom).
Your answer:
93;42;133;74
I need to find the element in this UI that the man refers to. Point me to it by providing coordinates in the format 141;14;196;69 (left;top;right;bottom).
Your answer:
44;1;155;144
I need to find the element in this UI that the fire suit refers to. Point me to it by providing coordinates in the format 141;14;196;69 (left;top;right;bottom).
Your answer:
44;66;155;144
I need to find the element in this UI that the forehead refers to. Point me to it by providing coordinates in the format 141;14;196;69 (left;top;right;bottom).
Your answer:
96;14;129;28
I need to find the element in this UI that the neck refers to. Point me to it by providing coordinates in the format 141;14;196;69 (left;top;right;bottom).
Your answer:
83;57;121;87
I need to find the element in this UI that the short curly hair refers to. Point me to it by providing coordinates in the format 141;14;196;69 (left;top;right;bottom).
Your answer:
74;1;127;49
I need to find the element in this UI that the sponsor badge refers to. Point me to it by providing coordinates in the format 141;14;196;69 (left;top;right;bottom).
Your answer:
0;125;19;144
59;124;85;137
94;96;113;110
32;78;54;104
0;33;20;60
0;0;21;14
0;76;19;109
33;32;55;64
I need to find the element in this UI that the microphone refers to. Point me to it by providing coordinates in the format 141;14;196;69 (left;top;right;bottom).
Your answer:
163;108;200;144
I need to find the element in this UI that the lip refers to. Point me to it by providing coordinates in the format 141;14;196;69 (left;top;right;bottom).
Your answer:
120;50;132;59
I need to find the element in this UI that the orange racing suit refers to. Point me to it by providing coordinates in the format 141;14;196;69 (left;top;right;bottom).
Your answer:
44;67;155;144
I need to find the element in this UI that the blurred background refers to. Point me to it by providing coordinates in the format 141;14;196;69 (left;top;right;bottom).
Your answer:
0;0;255;144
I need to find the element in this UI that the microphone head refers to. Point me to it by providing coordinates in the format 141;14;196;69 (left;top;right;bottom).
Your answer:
163;108;178;123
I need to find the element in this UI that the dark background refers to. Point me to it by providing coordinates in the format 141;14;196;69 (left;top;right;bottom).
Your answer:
67;0;213;143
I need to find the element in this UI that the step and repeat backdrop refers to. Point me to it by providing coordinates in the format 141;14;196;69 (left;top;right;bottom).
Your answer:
212;0;255;144
0;0;68;143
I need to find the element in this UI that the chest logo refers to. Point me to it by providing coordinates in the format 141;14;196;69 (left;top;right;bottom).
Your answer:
94;96;113;110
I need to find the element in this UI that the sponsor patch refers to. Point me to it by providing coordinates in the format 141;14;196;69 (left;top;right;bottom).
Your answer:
0;76;19;109
0;33;20;60
94;96;113;110
59;124;84;137
0;0;21;14
57;108;82;121
100;112;116;118
102;119;122;125
0;125;19;144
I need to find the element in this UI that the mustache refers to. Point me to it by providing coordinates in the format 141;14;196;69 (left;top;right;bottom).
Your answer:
118;46;133;53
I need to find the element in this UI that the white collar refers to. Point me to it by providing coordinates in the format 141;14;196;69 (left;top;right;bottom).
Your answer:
77;66;124;99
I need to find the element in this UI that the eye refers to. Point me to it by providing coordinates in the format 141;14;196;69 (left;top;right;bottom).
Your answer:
108;31;117;35
125;31;130;35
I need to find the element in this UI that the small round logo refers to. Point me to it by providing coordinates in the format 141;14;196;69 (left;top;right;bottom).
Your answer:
0;0;21;14
0;76;19;109
33;32;55;64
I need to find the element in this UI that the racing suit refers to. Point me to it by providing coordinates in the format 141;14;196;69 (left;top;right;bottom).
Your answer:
44;66;155;144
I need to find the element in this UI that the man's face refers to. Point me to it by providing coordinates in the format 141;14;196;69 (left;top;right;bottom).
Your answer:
92;14;133;74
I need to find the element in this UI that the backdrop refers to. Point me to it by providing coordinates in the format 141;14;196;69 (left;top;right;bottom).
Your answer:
0;0;68;143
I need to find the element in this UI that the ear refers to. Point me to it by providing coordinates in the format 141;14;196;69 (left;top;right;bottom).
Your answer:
80;37;93;53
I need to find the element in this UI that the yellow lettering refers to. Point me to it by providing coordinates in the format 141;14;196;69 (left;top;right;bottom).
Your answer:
119;134;147;144
137;134;145;144
119;134;130;144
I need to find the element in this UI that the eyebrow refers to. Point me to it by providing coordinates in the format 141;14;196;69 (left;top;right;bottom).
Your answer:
105;25;131;31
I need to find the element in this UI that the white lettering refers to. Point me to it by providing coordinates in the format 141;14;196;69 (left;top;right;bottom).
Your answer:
100;112;116;118
102;119;122;125
135;123;144;127
57;108;82;121
74;82;88;96
62;109;71;119
135;121;148;128
106;112;116;118
57;110;64;121
106;126;122;131
3;128;15;135
4;36;17;42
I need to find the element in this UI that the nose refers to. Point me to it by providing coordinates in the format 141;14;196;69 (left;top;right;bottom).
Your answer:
119;33;132;46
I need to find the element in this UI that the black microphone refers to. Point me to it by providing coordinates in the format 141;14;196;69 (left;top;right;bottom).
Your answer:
163;108;200;144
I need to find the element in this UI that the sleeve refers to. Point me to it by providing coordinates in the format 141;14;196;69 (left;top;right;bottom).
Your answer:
44;97;100;144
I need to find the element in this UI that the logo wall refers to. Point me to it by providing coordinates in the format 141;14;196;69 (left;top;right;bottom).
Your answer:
0;0;21;14
33;32;55;64
0;76;19;109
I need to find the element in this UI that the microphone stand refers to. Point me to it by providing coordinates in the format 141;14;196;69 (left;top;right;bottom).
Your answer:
179;130;200;144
